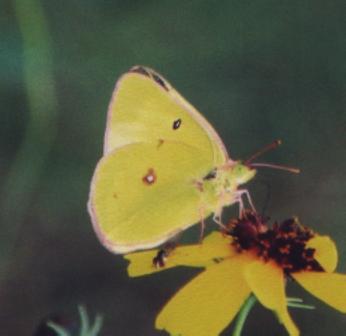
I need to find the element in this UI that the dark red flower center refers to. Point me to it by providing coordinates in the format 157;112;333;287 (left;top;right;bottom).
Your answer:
226;211;324;275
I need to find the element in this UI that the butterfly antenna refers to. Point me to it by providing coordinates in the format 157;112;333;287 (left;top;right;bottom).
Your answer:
249;163;300;174
245;139;282;164
245;140;300;174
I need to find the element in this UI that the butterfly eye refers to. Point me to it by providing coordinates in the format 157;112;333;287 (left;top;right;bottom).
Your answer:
172;119;182;130
203;169;217;180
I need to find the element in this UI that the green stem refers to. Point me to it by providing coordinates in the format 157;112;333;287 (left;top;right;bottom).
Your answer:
0;0;57;276
232;295;257;336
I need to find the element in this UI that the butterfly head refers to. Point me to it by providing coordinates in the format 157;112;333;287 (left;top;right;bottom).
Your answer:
228;161;256;186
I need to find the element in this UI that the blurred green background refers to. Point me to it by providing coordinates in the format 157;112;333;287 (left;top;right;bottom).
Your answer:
1;1;345;335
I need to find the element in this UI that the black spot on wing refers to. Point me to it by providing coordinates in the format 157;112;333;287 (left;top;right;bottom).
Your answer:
212;257;224;264
151;72;169;91
130;66;150;77
172;118;182;130
130;66;169;91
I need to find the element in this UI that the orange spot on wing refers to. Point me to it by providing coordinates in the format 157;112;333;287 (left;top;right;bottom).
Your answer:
142;168;157;186
157;139;165;148
193;180;204;192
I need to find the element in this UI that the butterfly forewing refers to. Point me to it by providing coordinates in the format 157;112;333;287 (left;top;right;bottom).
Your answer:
103;66;228;166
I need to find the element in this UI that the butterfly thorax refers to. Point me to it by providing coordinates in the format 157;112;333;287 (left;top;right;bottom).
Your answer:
197;161;256;212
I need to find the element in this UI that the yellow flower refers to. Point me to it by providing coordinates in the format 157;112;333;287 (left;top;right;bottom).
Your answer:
124;213;346;336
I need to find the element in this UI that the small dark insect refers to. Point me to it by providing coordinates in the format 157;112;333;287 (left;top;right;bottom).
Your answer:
172;118;182;130
153;249;168;268
152;242;176;268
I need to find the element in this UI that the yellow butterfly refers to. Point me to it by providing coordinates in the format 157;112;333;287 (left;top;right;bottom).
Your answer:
88;66;257;254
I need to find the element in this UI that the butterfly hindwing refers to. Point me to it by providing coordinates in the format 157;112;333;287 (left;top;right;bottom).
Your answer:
89;141;214;253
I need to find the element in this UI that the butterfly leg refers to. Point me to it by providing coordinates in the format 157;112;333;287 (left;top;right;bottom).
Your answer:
199;218;205;243
235;194;245;217
234;189;256;217
243;189;256;212
213;209;227;230
198;208;206;243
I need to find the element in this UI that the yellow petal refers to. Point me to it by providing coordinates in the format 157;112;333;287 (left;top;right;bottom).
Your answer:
125;231;233;277
244;260;299;336
124;249;169;277
156;255;251;336
306;235;338;272
293;271;346;312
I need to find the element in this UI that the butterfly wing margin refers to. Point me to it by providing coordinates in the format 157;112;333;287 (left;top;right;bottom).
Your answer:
88;141;214;253
103;66;229;166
